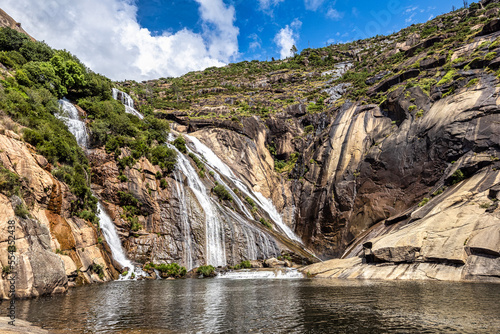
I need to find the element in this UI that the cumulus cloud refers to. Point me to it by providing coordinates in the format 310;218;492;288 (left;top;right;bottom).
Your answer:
326;8;343;20
1;0;239;81
304;0;325;11
274;19;301;59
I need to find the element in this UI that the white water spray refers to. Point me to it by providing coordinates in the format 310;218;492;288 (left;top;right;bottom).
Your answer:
217;268;305;279
57;98;89;148
112;88;144;119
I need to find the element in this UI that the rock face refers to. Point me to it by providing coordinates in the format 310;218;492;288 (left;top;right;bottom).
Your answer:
0;131;117;299
301;170;500;282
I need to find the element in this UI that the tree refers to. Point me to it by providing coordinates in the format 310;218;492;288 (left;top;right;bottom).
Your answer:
0;27;29;51
290;44;298;56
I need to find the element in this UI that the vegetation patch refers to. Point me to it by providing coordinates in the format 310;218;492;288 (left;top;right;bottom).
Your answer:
197;265;216;277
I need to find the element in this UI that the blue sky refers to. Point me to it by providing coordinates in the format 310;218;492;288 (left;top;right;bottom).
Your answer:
136;0;460;61
2;0;463;80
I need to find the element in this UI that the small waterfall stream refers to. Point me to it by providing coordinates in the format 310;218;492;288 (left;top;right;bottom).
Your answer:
173;170;195;271
112;88;144;119
57;98;89;148
57;98;140;279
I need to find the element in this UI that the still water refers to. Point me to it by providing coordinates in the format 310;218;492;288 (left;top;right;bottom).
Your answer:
14;278;500;333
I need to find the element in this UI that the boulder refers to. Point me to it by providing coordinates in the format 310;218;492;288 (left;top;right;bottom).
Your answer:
264;258;286;268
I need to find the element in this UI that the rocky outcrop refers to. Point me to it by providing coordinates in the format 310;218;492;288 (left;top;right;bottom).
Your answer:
0;129;117;299
301;169;500;282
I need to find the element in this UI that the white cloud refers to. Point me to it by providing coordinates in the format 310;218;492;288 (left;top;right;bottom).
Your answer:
304;0;325;11
258;0;285;11
352;7;359;17
405;12;417;23
274;19;301;59
248;33;261;50
405;6;419;13
326;8;344;20
1;0;239;81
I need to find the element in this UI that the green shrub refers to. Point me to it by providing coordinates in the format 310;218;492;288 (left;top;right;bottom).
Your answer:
418;198;430;207
0;27;29;52
197;265;216;277
245;196;256;208
118;191;139;207
14;203;30;218
259;217;273;229
213;184;233;201
2;266;11;275
304;124;314;134
0;166;21;197
130;220;142;231
451;169;466;184
188;152;205;174
274;152;299;173
150;145;177;174
234;260;252;269
91;263;104;279
466;78;479;88
173;136;187;153
437;70;456;86
484;52;497;61
154;262;187;278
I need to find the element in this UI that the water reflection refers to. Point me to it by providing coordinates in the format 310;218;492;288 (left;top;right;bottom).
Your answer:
14;279;500;333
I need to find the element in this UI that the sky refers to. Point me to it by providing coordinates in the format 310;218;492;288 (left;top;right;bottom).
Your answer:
2;0;464;81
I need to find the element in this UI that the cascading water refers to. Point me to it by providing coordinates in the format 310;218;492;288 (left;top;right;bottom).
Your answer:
184;134;302;243
112;88;144;119
169;143;227;267
97;203;134;274
217;268;305;279
57;98;140;279
173;170;194;271
57;98;89;148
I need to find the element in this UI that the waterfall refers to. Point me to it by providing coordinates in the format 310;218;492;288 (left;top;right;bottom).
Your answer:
97;203;133;272
57;98;89;148
169;143;227;267
112;88;144;119
173;170;194;271
184;134;302;243
57;98;140;280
